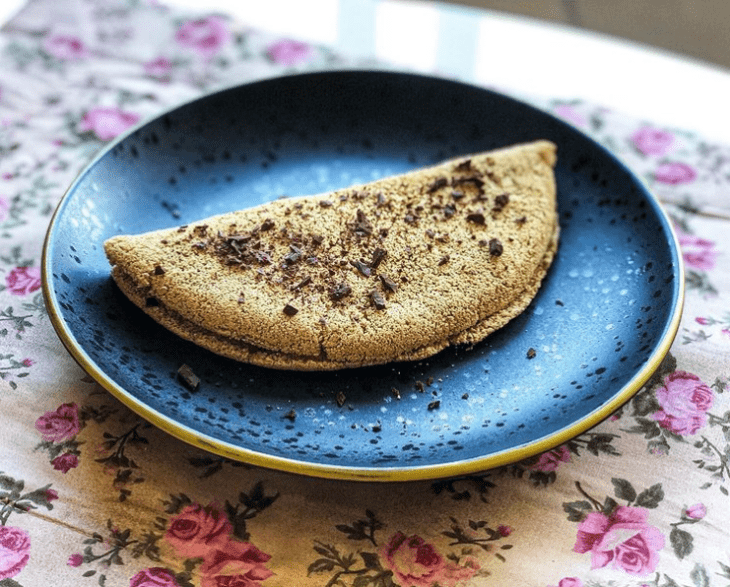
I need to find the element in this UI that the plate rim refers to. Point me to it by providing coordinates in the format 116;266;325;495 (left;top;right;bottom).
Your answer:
41;70;685;482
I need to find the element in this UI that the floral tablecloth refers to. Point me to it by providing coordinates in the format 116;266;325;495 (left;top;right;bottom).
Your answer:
2;0;730;586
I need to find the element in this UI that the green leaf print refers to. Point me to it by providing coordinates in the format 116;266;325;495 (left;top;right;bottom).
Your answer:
635;484;665;508
611;478;637;502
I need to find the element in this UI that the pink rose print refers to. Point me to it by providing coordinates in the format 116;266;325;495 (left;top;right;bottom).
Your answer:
553;104;587;128
674;226;717;271
5;266;41;296
266;39;313;66
199;539;273;587
573;506;664;575
165;502;233;559
35;402;80;442
129;567;181;587
654;162;696;185
497;525;513;537
67;553;83;567
51;452;79;473
0;526;31;580
175;16;230;59
43;34;86;60
380;532;478;587
530;445;571;472
79;107;140;141
684;503;706;520
548;579;583;587
632;127;674;156
651;370;714;436
695;317;709;325
144;57;173;80
0;196;9;221
21;358;34;367
45;488;59;502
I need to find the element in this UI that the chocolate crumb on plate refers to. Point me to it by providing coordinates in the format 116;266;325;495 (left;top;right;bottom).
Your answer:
283;409;296;421
527;347;537;359
177;364;200;391
427;400;441;410
336;391;346;407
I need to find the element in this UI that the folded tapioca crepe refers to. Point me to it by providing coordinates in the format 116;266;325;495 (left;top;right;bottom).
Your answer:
104;140;559;370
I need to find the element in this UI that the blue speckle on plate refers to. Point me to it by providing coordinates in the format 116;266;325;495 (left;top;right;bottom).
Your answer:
43;71;682;481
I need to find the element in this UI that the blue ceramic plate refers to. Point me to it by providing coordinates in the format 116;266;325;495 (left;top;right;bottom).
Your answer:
43;72;683;481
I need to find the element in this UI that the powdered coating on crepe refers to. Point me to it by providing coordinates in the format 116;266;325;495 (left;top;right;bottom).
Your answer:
104;140;559;370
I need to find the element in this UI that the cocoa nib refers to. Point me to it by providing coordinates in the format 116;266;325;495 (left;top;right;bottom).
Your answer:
493;193;510;211
379;274;398;293
329;282;352;301
466;212;486;225
153;265;165;275
370;289;386;310
451;176;484;189
260;218;275;231
282;244;302;266
444;204;456;219
319;200;333;207
354;209;373;236
254;250;272;265
428;177;448;192
454;159;473;171
350;259;372;277
291;276;311;290
438;255;450;266
370;247;387;269
283;303;299;316
489;238;504;256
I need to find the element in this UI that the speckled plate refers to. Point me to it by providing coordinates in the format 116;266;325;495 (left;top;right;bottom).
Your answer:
42;71;683;481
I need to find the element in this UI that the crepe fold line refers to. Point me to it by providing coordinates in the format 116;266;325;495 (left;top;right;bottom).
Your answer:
104;140;559;370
